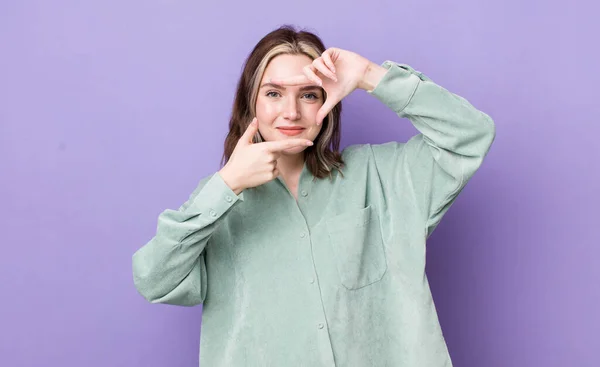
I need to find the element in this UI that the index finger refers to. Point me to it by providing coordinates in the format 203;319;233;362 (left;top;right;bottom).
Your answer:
261;138;313;152
268;74;317;87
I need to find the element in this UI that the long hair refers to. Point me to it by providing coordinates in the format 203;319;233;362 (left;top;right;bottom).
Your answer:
220;25;344;180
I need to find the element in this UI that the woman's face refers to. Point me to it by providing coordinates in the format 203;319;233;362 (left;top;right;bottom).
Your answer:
255;54;324;155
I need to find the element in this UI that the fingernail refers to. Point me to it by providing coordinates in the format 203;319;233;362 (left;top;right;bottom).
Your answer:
307;141;313;146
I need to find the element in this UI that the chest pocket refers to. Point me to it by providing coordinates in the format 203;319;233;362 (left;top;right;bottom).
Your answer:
326;205;388;290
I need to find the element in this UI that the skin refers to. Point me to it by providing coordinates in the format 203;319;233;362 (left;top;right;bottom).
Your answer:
254;54;325;194
219;47;388;199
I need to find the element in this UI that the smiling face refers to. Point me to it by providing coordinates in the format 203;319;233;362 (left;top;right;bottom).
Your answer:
255;54;324;156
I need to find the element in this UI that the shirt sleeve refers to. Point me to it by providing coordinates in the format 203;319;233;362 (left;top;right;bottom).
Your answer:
368;61;496;238
132;172;244;306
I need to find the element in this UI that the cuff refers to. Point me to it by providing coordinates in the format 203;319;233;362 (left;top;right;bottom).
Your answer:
187;172;244;219
367;61;423;114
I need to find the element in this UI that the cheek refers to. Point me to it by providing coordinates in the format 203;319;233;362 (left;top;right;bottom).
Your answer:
300;102;323;124
304;102;321;115
255;99;280;123
308;122;324;138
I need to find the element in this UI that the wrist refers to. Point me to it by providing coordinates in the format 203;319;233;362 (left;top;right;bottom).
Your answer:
359;61;387;92
218;167;244;195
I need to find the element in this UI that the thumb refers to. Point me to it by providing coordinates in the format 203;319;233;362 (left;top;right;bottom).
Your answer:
316;99;337;126
240;117;259;145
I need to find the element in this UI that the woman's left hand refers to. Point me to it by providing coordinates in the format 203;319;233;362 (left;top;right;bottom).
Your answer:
268;47;385;125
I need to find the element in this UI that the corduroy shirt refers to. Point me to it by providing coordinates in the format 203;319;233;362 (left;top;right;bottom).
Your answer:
132;60;496;367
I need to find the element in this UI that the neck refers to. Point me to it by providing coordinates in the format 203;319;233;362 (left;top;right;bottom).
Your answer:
277;152;305;182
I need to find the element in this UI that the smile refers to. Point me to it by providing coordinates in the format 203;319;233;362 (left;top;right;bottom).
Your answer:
277;127;305;136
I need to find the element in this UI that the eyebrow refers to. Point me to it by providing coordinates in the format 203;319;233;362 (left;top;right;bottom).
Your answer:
260;82;321;92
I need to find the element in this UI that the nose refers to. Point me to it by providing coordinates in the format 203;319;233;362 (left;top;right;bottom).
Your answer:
282;97;301;120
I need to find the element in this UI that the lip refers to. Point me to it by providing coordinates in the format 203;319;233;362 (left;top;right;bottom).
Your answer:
277;127;305;136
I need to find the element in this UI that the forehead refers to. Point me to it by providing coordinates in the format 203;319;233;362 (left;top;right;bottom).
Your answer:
262;54;313;80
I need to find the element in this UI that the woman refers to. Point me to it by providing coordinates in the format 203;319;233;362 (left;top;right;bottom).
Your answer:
132;25;495;366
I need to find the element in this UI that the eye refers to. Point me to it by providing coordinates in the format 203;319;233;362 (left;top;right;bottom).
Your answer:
266;91;281;98
302;93;319;100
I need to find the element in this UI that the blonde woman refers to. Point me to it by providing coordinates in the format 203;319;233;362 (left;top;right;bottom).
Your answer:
132;25;495;367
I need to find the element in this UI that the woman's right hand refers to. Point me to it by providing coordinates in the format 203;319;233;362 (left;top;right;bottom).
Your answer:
218;117;313;194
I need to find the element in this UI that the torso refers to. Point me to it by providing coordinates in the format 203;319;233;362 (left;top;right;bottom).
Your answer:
199;144;444;366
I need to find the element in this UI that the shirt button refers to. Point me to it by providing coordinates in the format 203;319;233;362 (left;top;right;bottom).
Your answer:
225;196;232;203
301;190;308;197
309;278;315;284
300;232;306;238
210;210;217;217
318;323;324;329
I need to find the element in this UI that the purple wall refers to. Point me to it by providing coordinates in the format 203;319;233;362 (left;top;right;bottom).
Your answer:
1;1;598;366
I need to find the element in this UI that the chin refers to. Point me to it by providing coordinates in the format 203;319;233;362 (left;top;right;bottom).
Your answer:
280;146;308;155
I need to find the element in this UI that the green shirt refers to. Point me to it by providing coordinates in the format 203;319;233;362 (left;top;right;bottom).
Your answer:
132;61;496;367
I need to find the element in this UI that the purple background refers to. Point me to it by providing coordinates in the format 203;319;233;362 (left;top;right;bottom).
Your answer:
1;1;598;366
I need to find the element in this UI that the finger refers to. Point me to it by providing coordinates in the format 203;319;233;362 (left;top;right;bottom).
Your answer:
316;97;338;126
268;151;280;163
313;58;337;82
321;51;336;74
269;74;315;86
262;138;314;152
303;65;323;86
240;117;258;145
